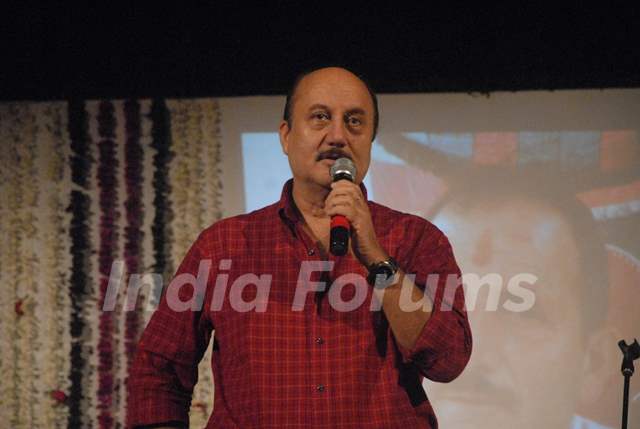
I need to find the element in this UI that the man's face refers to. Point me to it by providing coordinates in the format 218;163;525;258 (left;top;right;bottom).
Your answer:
427;197;585;429
279;67;375;187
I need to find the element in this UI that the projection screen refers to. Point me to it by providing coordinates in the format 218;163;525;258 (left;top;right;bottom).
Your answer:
218;89;639;429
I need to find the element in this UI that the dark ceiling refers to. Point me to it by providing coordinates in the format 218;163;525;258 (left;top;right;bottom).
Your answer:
1;4;639;101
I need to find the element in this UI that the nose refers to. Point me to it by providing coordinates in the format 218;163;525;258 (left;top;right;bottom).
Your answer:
326;119;348;148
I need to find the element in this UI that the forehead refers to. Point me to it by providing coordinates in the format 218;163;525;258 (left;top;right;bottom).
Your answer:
293;69;374;114
438;197;581;279
435;198;584;322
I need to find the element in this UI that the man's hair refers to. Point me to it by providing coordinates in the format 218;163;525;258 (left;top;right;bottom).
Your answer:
282;68;380;142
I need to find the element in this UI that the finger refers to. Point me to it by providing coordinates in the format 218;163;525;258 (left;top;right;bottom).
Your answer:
327;203;363;226
331;180;360;194
327;189;351;199
328;184;362;202
332;182;364;201
325;204;355;220
325;188;354;205
325;193;353;210
325;195;354;211
332;195;354;205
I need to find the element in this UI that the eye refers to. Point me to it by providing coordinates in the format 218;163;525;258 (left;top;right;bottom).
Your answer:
312;111;330;121
346;115;363;127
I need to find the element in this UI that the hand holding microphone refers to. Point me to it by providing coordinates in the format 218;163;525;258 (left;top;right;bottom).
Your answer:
329;157;357;256
326;157;389;266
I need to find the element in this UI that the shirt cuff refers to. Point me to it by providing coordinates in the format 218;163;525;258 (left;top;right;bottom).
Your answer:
127;351;194;428
396;303;472;381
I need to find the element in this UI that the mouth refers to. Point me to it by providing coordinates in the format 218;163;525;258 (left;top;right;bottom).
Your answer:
317;150;351;162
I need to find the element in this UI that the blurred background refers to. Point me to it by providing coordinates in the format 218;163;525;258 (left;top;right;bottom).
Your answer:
1;4;638;429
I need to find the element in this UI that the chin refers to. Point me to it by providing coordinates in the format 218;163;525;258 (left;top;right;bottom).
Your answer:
317;177;333;189
311;169;333;186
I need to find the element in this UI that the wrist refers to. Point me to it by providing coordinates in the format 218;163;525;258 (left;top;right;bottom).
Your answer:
366;257;399;289
364;253;388;269
362;244;389;268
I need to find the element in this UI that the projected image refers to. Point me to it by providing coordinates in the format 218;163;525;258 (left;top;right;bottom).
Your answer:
377;130;640;429
242;129;640;429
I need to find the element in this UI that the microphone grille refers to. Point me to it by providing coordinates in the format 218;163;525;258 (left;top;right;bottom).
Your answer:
330;157;357;182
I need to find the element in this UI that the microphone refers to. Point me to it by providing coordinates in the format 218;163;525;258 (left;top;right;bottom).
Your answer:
329;157;357;256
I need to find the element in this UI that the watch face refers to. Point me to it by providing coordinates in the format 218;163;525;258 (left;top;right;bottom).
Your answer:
368;258;399;289
371;264;396;289
378;266;393;278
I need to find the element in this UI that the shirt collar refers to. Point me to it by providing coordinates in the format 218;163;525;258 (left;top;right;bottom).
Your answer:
277;178;369;227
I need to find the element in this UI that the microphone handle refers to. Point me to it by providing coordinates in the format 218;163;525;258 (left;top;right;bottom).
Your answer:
330;214;350;256
329;164;355;256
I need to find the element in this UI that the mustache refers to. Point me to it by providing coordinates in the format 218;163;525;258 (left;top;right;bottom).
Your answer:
316;149;352;161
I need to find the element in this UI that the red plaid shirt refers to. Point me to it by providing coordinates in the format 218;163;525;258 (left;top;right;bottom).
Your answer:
128;179;472;428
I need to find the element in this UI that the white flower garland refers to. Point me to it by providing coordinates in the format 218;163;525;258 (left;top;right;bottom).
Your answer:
0;104;18;425
3;103;36;428
32;102;72;427
12;104;30;428
167;99;216;427
41;102;73;426
0;97;223;428
201;99;223;225
23;105;43;429
187;100;215;429
167;100;191;266
0;95;221;427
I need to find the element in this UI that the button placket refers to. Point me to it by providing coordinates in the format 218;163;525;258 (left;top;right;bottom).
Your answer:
308;274;330;399
294;223;319;261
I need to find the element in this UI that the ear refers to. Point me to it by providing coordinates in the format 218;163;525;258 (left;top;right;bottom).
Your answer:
279;120;290;155
577;326;621;407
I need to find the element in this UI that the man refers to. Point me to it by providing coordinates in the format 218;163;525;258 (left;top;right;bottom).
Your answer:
426;186;613;429
128;67;472;428
374;131;632;428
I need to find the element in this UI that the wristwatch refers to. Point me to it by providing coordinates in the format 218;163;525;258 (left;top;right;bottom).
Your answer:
367;257;399;289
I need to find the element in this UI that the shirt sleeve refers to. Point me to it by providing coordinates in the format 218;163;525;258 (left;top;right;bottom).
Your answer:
127;235;214;428
396;225;472;383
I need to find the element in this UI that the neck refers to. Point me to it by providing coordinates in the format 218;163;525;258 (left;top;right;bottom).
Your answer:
291;178;331;221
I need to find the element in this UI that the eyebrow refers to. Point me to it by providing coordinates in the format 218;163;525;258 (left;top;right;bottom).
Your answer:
308;104;329;111
344;108;366;117
307;104;367;116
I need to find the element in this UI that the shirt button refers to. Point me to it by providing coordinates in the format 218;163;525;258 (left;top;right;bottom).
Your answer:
307;248;315;256
316;384;325;392
315;337;324;345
